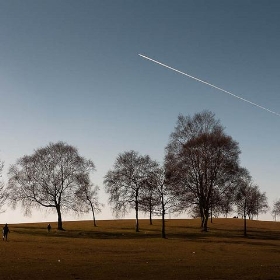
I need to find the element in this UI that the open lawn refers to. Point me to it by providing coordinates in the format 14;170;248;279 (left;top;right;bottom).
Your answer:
0;218;280;280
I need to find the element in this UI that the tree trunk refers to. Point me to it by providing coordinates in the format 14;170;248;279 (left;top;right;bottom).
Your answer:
243;202;247;237
202;216;209;232
135;207;139;232
93;214;97;227
199;205;204;228
135;190;139;232
90;202;97;227
161;196;166;238
210;203;213;223
244;216;247;236
202;208;209;232
56;204;63;230
149;203;153;225
161;210;166;239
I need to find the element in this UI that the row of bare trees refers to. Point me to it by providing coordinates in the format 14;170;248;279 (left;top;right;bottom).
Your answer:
104;111;269;237
0;110;275;236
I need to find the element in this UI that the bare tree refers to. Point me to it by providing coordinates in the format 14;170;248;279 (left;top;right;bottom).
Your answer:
272;199;280;221
138;178;160;225
151;166;177;238
165;111;241;231
74;183;104;227
0;160;8;213
7;142;95;230
234;170;267;236
246;186;268;220
104;150;157;232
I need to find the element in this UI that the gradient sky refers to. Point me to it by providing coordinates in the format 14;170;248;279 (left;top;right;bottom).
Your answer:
1;0;280;223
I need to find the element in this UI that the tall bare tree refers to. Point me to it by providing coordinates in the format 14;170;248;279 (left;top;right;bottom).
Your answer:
7;142;95;230
234;169;268;236
165;111;241;231
235;177;251;237
104;150;157;232
0;160;8;213
74;183;104;227
138;178;160;225
150;166;176;238
236;184;268;220
272;199;280;221
246;186;268;220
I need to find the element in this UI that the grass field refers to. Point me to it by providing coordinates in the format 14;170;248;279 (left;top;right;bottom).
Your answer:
0;218;280;280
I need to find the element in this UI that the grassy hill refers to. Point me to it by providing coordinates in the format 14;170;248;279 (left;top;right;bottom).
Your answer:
0;218;280;279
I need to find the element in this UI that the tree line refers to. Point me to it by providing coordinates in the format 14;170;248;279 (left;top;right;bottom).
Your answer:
0;111;279;237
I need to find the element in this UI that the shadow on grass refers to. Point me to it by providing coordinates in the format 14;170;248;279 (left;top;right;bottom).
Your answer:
11;226;280;246
10;218;280;246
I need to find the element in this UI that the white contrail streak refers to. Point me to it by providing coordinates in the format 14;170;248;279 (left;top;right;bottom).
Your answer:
139;54;280;117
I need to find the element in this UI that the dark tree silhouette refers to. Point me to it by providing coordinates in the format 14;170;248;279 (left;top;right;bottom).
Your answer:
246;186;268;220
235;169;252;237
149;166;176;238
139;177;160;225
165;111;241;231
235;172;268;236
272;199;280;221
74;183;103;227
0;160;9;213
104;150;157;232
7;142;95;230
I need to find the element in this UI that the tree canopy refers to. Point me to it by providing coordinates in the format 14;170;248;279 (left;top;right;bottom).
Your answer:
104;150;158;232
7;141;95;230
165;111;242;231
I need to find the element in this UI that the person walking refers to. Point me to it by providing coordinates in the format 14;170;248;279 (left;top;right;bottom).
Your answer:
3;224;10;241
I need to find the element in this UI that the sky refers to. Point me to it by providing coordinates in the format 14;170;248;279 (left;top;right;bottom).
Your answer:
0;0;280;224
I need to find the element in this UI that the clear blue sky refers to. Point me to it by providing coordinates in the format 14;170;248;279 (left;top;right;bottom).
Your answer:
1;0;279;223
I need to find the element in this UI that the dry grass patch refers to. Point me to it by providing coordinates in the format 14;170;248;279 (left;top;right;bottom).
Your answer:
0;218;279;280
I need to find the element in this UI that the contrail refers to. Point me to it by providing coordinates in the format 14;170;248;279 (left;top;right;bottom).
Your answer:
139;54;280;117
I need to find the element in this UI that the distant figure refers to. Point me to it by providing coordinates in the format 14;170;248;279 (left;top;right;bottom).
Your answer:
47;224;51;232
3;224;10;241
